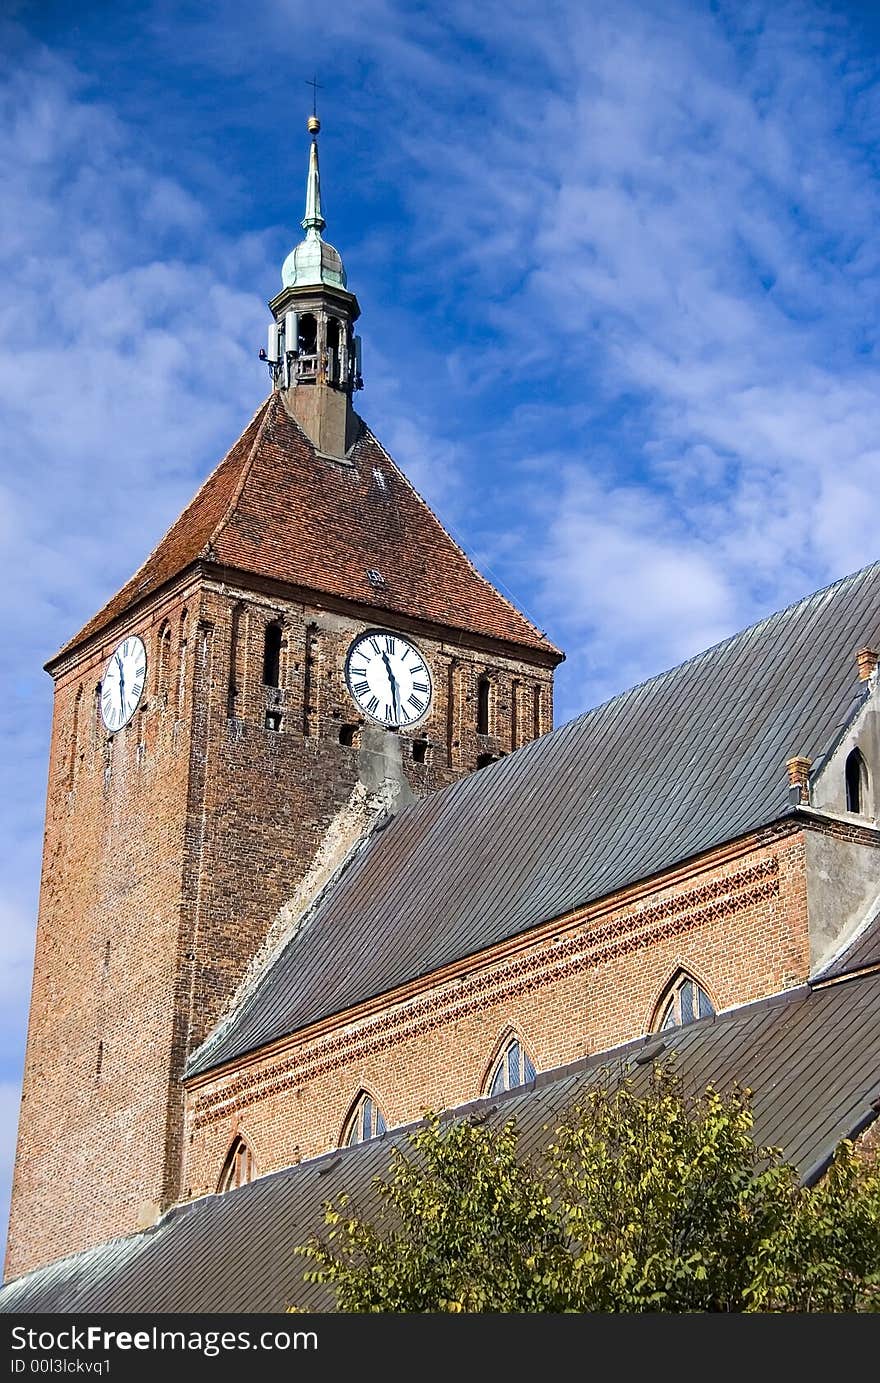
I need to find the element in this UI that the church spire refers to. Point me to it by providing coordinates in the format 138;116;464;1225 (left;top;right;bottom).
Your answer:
266;113;363;459
302;116;326;234
280;116;347;291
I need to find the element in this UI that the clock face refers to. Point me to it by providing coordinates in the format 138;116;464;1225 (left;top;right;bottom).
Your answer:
100;635;147;732
345;630;432;728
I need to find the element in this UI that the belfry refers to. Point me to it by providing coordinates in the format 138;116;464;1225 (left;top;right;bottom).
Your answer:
264;116;362;459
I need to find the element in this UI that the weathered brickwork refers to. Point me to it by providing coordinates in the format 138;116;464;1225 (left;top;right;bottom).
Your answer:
6;579;200;1279
6;565;554;1279
179;576;555;1040
182;829;811;1198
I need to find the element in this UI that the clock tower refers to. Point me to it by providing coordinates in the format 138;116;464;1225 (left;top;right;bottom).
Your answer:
6;119;563;1279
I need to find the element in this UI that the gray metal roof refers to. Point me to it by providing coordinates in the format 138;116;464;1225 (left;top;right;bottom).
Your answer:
190;561;880;1077
819;904;880;980
4;967;879;1313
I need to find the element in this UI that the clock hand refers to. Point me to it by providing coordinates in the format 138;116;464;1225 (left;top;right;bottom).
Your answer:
381;652;400;722
116;653;125;702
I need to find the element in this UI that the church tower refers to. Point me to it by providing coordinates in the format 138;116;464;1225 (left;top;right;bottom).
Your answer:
6;120;563;1279
264;112;362;460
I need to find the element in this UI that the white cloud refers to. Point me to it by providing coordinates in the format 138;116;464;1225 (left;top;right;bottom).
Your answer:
380;0;880;707
0;30;272;1263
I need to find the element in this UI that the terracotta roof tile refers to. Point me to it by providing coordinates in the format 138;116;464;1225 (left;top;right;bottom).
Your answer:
55;394;559;663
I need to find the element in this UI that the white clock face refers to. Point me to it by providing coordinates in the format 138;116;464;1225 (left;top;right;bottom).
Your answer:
100;635;147;732
345;630;432;728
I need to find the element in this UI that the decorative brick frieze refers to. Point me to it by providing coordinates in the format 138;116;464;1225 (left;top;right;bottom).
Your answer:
190;855;780;1131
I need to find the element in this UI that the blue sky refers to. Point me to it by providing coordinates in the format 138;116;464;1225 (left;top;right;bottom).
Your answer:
3;0;880;1264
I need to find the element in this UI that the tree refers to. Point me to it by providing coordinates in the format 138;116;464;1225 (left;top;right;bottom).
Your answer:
292;1066;880;1312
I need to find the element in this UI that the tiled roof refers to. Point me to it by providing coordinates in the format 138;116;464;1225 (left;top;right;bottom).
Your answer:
190;560;880;1076
3;967;878;1312
54;401;271;660
55;393;559;662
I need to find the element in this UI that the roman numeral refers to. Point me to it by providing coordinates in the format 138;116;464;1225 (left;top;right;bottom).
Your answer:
351;665;367;679
384;636;396;653
369;638;382;655
366;695;379;714
384;705;395;723
412;681;429;694
122;639;131;657
353;679;370;696
408;694;426;712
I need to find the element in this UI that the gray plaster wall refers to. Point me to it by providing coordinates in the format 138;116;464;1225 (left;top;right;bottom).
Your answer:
804;827;880;973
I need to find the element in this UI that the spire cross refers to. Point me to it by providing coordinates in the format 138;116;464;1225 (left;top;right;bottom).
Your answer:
306;75;323;119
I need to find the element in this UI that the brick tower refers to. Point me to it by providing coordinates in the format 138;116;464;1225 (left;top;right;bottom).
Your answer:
6;118;563;1278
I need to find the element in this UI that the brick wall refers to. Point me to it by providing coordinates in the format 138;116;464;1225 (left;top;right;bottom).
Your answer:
6;570;554;1278
182;828;811;1198
6;582;199;1279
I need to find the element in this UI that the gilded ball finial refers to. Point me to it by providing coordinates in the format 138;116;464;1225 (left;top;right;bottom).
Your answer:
307;114;320;134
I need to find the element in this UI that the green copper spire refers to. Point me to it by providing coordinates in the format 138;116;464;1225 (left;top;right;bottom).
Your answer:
281;116;347;291
301;126;325;233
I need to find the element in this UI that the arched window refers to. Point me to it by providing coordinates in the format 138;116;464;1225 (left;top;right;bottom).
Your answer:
92;682;102;748
532;684;542;739
326;317;341;386
217;1135;255;1193
298;313;317;355
656;972;715;1031
263;622;282;688
177;609;189;713
297;313;318;380
845;747;869;814
68;685;83;787
342;1091;387;1146
477;676;491;735
487;1037;536;1096
227;602;244;716
156;622;172;704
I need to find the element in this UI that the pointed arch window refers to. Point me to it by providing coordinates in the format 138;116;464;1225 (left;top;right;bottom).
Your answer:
326;317;341;385
477;676;491;735
263;621;282;688
68;684;83;787
156;622;172;704
656;972;715;1031
217;1135;255;1193
845;747;869;814
177;609;189;713
532;684;543;739
296;313;318;379
487;1037;536;1096
342;1091;387;1146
